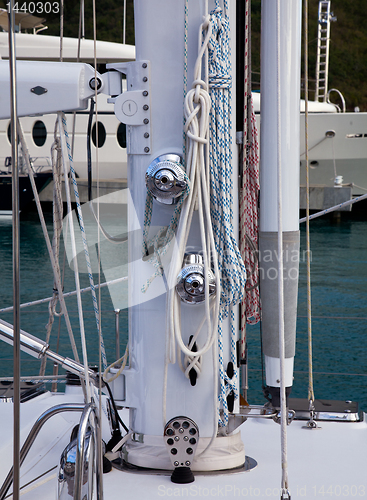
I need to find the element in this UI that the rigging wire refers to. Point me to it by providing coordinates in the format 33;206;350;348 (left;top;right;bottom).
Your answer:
58;112;92;401
40;124;64;377
16;121;80;364
304;0;317;427
92;2;105;496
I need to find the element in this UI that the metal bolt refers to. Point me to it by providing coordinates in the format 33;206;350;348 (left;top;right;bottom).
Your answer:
142;62;147;68
185;461;191;466
143;104;149;111
142;90;148;97
144;147;150;153
143;118;149;124
179;428;184;433
144;132;149;138
143;76;148;82
174;461;179;467
174;436;179;441
183;436;188;441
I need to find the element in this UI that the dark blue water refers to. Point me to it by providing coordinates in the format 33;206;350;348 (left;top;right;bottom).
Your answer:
1;210;367;411
0;210;128;374
247;216;367;411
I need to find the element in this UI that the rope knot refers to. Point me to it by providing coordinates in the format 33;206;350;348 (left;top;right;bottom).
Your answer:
202;14;211;30
209;74;232;89
191;78;208;103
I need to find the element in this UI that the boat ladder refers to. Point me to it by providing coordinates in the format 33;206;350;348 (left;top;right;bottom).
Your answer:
315;0;336;102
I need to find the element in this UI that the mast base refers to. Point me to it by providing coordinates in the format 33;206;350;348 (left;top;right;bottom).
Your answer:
122;431;246;472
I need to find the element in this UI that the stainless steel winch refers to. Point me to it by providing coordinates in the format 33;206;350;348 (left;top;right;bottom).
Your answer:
176;254;216;304
145;154;188;205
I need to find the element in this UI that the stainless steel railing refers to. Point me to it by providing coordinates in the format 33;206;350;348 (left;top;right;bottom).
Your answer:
0;403;85;500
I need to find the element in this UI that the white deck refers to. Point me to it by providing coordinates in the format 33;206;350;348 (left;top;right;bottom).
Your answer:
1;390;366;500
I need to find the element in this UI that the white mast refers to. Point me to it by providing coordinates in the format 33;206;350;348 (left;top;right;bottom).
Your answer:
259;0;301;406
111;0;245;472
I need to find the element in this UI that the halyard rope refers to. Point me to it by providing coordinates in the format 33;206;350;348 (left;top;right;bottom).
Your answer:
276;2;290;497
239;0;260;383
304;0;317;429
163;3;221;432
60;114;108;372
58;112;92;400
141;177;190;293
40;123;64;376
16;119;80;364
162;2;245;433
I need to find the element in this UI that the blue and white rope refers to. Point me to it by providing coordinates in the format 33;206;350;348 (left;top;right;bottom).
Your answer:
141;174;190;293
207;6;246;427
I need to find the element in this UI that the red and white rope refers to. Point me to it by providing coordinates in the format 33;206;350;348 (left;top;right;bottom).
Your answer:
239;0;260;360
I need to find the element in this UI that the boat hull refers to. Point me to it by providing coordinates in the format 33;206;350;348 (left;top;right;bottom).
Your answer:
0;171;53;213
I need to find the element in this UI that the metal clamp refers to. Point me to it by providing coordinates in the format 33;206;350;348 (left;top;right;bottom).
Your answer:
106;61;151;154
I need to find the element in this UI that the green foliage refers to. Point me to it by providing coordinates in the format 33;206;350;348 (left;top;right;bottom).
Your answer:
251;0;367;111
0;0;135;44
1;0;366;110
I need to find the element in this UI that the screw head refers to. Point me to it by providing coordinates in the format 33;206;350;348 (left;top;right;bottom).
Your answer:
144;132;149;138
143;118;149;124
174;436;179;441
143;76;148;82
143;104;149;111
142;63;147;68
174;461;179;467
183;436;188;441
142;90;148;97
185;461;191;466
144;147;150;153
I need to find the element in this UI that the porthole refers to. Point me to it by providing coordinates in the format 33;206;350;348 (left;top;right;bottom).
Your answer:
117;122;126;149
32;120;47;147
91;121;106;148
7;122;19;144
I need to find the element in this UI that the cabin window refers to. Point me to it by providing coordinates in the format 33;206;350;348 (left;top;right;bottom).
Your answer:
32;120;47;147
92;121;106;148
7;123;11;144
117;123;127;149
6;122;19;144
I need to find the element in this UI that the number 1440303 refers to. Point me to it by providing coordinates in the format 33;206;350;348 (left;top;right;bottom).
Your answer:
6;2;60;15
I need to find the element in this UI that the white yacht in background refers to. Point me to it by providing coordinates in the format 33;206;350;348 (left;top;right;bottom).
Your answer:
253;92;367;196
1;4;367;201
1;1;367;499
0;8;134;182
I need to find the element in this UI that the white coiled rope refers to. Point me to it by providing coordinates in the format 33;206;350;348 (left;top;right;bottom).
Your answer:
164;2;246;433
166;12;220;368
162;10;221;431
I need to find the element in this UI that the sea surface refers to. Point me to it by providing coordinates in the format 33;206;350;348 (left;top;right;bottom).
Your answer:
0;207;367;411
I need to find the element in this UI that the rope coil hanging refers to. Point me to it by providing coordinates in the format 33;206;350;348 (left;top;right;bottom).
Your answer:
207;3;247;427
